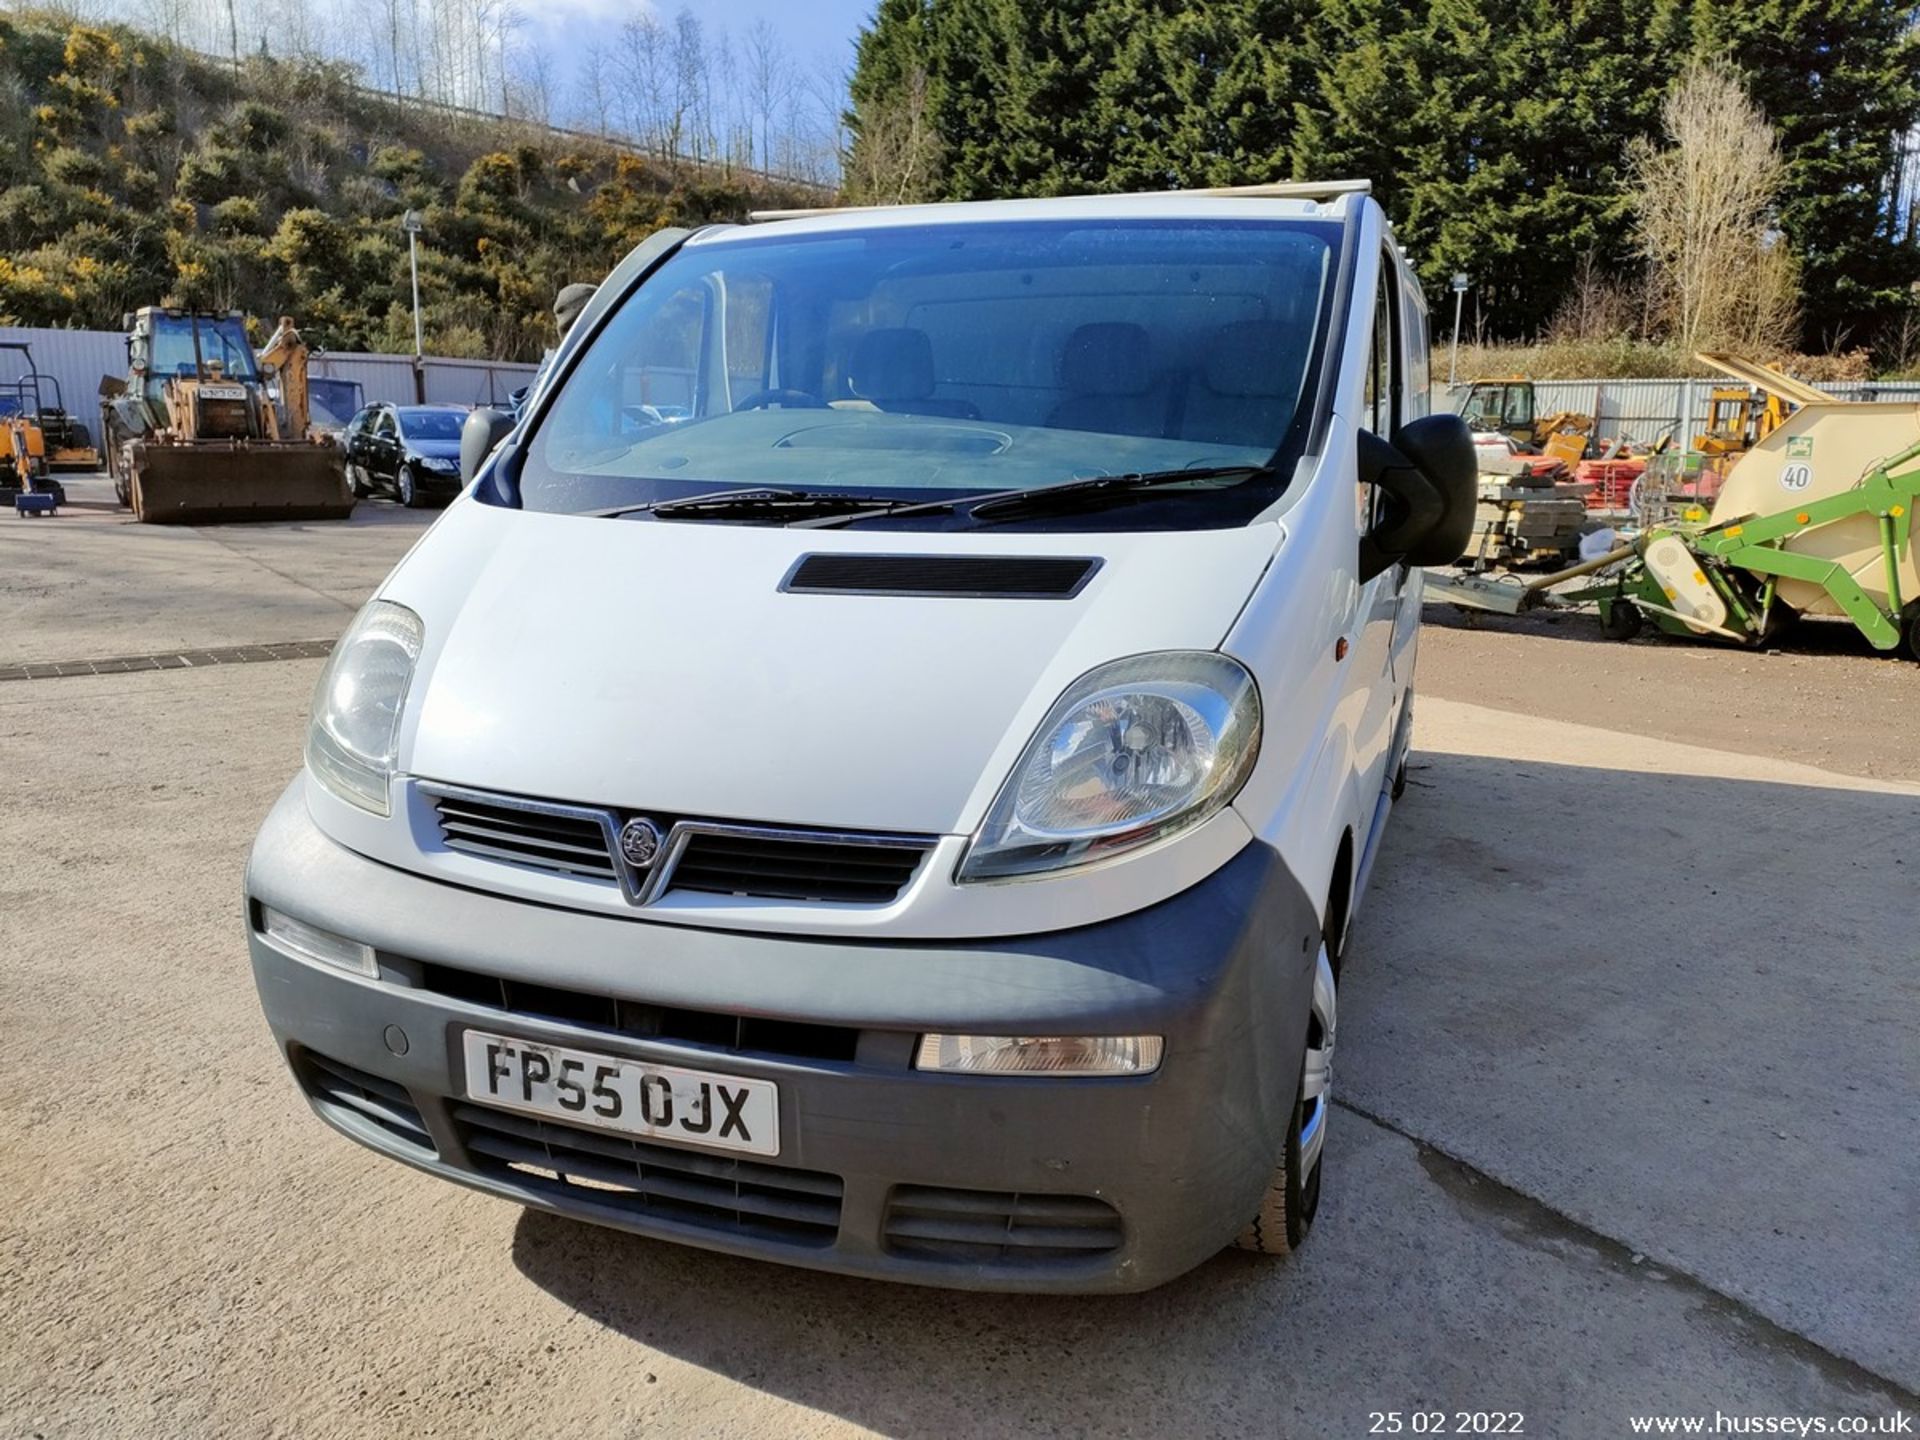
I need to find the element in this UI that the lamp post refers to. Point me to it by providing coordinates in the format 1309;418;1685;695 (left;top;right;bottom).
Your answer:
1448;272;1469;389
403;209;425;402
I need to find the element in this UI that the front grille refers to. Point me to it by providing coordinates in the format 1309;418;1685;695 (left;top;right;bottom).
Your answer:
296;1050;435;1155
431;791;619;882
414;961;861;1063
423;783;932;907
669;829;927;904
455;1103;843;1246
883;1185;1123;1263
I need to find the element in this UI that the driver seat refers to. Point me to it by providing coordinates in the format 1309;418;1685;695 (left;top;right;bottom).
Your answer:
845;328;980;419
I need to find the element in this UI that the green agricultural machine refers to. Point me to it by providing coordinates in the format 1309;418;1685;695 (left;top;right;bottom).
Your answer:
1428;401;1920;661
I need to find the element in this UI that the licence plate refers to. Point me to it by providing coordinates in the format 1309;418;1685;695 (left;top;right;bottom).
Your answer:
198;384;247;400
462;1030;780;1157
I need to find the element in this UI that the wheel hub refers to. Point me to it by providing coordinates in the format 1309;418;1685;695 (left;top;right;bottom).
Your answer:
1299;944;1337;1179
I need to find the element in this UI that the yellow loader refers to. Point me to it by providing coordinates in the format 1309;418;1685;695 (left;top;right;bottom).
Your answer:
99;308;354;524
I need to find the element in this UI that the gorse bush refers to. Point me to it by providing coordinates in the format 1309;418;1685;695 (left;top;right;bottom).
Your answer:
42;144;106;186
211;195;265;236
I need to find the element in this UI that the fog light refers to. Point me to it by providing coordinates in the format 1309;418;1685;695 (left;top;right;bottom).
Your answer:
914;1034;1163;1076
260;906;377;978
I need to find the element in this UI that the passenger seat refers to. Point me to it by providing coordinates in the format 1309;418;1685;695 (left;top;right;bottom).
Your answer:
1179;320;1299;448
1047;323;1165;437
844;328;981;419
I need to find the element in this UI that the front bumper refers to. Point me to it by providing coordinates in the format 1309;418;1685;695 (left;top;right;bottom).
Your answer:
245;780;1320;1292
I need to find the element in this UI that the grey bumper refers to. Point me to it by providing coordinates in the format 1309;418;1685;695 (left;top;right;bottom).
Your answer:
245;780;1320;1293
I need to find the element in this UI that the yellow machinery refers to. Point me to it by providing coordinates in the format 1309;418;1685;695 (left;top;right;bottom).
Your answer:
1457;375;1593;461
1431;399;1920;660
0;340;97;476
256;315;317;441
99;308;353;524
1691;352;1831;457
5;411;61;515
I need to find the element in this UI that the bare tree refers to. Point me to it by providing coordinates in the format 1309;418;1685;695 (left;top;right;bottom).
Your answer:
347;0;406;104
140;0;189;46
406;0;427;99
1630;60;1798;355
1545;253;1641;344
669;8;706;161
512;37;554;126
486;0;524;117
844;64;938;204
573;45;614;137
742;19;793;172
617;14;669;155
708;23;742;169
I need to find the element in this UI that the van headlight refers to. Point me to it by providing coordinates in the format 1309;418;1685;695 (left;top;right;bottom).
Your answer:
306;600;424;816
958;651;1260;882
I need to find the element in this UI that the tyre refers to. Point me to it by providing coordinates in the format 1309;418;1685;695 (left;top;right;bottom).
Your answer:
1397;702;1413;814
1900;601;1920;663
1235;943;1336;1257
348;463;371;499
398;465;424;508
1600;599;1643;642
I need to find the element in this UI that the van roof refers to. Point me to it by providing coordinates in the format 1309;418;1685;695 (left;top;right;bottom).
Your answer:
717;182;1371;243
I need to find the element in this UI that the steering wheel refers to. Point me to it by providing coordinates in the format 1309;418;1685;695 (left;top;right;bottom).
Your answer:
732;388;827;411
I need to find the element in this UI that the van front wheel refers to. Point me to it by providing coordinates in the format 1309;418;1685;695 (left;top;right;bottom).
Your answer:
1235;943;1336;1256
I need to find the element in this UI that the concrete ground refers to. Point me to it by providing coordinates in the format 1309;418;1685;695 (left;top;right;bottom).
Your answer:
3;479;1916;1438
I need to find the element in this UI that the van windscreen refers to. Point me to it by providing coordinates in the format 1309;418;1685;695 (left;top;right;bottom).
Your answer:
514;217;1343;529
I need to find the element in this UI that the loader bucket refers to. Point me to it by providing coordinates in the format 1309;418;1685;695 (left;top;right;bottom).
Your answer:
128;441;354;525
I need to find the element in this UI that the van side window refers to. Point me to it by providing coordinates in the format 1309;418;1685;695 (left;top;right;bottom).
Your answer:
1359;252;1403;531
723;273;774;404
1401;281;1431;419
1362;254;1400;437
617;281;706;423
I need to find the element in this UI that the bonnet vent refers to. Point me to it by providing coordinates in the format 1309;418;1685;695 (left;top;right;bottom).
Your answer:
782;554;1101;599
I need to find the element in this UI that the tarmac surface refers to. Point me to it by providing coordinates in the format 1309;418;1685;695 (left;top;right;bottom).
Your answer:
3;478;1917;1438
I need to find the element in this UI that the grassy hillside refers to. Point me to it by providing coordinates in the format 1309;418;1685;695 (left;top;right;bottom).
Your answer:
0;10;826;359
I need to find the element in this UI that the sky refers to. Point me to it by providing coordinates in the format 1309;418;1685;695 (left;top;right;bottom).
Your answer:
524;0;878;94
126;0;881;167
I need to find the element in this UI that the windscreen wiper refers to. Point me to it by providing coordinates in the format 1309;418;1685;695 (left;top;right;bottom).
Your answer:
799;464;1274;530
588;487;923;521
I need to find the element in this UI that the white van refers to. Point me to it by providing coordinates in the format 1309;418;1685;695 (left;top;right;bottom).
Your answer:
244;183;1474;1292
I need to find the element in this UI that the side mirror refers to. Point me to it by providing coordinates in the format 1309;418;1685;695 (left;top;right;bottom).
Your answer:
461;407;515;483
1358;412;1477;581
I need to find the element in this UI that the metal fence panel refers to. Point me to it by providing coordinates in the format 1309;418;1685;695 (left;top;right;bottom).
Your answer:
1442;377;1920;445
0;327;126;426
0;326;538;424
307;352;541;408
419;358;539;407
305;352;415;407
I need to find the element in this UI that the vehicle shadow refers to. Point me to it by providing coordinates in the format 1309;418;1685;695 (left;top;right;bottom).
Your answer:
510;1209;1298;1433
1420;597;1893;659
509;748;1920;1424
